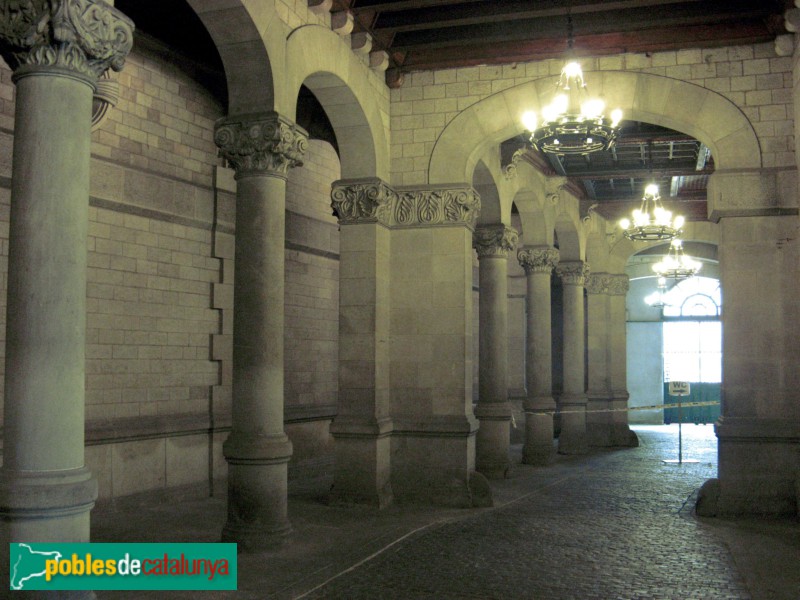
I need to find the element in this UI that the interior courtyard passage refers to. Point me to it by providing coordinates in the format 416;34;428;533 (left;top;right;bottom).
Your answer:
92;426;800;600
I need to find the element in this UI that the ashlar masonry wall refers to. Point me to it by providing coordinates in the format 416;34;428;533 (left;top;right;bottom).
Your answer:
0;40;343;498
390;43;794;185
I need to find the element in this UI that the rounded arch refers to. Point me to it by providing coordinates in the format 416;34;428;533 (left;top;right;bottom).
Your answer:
473;160;501;225
285;26;388;180
554;214;582;262
429;71;761;185
187;0;281;115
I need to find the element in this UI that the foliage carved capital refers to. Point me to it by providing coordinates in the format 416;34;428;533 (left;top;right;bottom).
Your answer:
606;274;630;296
556;261;590;286
392;186;480;228
473;225;519;258
215;113;307;179
0;0;134;81
517;247;560;274
585;273;616;295
330;178;395;225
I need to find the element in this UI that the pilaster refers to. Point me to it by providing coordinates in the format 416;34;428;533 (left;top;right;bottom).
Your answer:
0;2;133;594
698;170;799;516
555;260;589;455
585;273;613;447
517;246;559;465
606;274;637;447
329;178;395;508
473;225;518;478
215;112;307;549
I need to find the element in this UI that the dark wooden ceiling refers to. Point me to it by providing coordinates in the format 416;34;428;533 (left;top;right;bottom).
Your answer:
340;0;790;75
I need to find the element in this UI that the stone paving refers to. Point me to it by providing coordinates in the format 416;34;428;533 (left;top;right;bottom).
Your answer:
299;425;746;600
92;425;800;600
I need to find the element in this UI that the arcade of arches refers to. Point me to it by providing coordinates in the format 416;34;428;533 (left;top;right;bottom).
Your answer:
0;0;798;572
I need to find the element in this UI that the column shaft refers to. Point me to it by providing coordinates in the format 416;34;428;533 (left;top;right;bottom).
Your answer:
0;69;98;555
585;275;612;447
474;225;517;478
608;277;637;447
215;113;306;550
518;248;558;465
557;262;589;455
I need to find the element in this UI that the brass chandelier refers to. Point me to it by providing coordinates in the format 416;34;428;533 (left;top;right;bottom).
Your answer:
619;184;684;242
652;239;701;279
521;11;622;156
522;61;622;155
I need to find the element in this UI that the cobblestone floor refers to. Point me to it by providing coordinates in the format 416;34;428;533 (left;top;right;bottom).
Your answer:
93;425;799;600
300;425;745;600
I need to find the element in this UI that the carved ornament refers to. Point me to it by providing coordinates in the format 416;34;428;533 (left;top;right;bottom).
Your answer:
473;225;519;258
517;247;560;274
331;179;395;225
393;187;480;228
556;261;589;286
585;273;615;295
214;113;308;179
0;0;134;81
606;274;630;296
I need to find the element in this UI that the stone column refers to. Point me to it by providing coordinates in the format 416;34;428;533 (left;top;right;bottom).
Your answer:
608;274;637;447
517;247;559;465
585;273;613;447
214;113;307;550
329;179;395;508
473;225;518;478
555;261;589;455
0;0;133;590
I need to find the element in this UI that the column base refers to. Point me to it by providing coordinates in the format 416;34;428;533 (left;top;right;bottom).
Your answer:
611;423;639;447
558;395;588;455
475;403;512;479
522;407;556;466
390;416;489;507
0;467;97;596
329;417;393;508
699;418;799;517
221;432;293;552
586;394;613;447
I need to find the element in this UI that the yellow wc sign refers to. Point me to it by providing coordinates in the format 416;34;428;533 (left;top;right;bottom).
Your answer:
668;381;691;396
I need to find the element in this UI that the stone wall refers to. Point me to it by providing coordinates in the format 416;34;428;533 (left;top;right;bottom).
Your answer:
0;40;343;496
390;43;794;184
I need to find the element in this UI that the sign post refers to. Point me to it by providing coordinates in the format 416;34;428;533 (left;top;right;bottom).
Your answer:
664;381;698;464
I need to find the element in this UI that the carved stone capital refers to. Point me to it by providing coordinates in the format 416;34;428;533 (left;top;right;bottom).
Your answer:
606;274;630;296
473;225;518;258
556;261;589;286
585;273;615;295
517;247;559;274
392;186;480;228
0;0;134;81
214;113;308;179
331;178;395;225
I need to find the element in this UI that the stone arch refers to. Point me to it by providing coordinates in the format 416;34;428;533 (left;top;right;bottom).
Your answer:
429;70;761;186
186;0;282;115
473;160;502;225
285;26;388;180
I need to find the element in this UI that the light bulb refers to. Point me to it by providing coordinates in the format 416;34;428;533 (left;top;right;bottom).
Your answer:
673;215;685;229
581;98;605;118
521;111;538;131
620;218;630;230
645;184;659;197
611;108;623;126
563;62;582;79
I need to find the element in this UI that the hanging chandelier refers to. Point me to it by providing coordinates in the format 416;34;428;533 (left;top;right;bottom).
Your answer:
645;276;668;308
619;184;684;242
521;61;623;155
520;10;622;156
652;239;701;279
